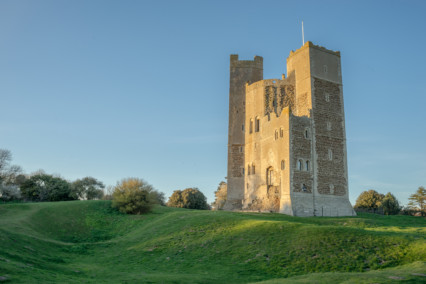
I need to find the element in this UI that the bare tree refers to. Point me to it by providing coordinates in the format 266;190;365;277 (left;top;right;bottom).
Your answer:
0;149;23;185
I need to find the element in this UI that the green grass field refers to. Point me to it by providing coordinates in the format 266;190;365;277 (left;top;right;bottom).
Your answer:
0;201;425;283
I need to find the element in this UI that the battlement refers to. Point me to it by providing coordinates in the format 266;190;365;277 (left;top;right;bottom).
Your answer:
230;54;263;69
288;41;341;59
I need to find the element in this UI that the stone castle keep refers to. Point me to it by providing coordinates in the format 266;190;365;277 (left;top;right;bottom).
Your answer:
224;41;355;217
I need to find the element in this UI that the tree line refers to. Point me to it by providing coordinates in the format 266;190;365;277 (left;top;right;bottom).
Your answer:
354;188;425;216
0;149;211;214
0;149;105;202
2;149;424;216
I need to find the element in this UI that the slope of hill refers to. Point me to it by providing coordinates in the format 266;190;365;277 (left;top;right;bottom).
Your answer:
0;201;425;283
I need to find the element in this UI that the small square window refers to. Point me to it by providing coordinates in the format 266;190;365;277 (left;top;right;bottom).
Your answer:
325;93;330;102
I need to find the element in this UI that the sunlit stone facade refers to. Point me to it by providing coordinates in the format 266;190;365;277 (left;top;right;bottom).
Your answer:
224;42;355;217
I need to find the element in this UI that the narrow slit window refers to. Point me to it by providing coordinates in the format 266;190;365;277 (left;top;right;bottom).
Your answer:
305;160;310;171
281;160;285;170
298;160;303;171
280;128;283;138
305;129;310;139
248;165;251;175
252;164;255;175
328;149;333;161
327;121;332;131
275;130;278;140
255;118;260;132
249;119;253;134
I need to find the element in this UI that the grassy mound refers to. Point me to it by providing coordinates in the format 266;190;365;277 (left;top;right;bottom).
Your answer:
0;200;425;283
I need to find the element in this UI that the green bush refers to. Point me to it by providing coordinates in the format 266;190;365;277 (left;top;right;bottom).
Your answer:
20;174;75;202
354;189;384;213
71;177;105;200
381;192;400;215
167;187;210;210
111;178;160;214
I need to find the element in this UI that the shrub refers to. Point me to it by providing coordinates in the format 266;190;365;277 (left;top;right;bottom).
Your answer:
0;185;21;201
20;174;74;202
111;178;161;214
71;177;105;200
381;192;401;215
212;181;227;210
167;188;210;210
354;189;384;213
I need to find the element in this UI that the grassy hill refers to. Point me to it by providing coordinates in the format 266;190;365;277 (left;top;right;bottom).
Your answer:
0;201;425;283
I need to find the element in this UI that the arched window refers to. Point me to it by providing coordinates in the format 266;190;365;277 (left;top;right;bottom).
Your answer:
302;184;308;192
305;160;310;171
252;164;255;175
328;149;333;161
298;160;303;171
266;167;274;186
280;128;283;138
281;160;285;170
255;117;260;132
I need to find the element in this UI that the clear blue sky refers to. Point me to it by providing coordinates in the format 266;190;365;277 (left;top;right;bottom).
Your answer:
1;0;425;205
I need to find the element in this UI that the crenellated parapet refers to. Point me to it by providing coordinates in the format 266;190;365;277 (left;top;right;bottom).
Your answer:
230;55;263;70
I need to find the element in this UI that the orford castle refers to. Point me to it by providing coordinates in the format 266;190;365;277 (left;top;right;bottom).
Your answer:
224;42;355;217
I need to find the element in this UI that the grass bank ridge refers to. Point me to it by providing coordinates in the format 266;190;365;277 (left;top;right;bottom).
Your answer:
0;201;425;283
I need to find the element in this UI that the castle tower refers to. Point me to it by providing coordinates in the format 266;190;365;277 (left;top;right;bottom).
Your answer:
286;42;355;216
225;42;355;216
224;55;263;210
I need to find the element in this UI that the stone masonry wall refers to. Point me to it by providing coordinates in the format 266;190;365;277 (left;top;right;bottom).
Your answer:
291;116;313;194
225;55;263;209
312;77;346;196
